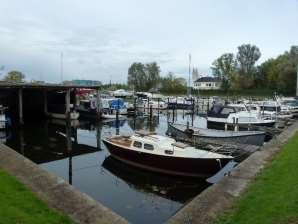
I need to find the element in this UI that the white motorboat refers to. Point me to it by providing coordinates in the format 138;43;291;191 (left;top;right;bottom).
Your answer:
207;104;276;130
101;113;125;120
137;99;168;110
0;105;10;129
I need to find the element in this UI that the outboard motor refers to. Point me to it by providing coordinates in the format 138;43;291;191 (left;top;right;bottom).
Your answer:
184;128;194;138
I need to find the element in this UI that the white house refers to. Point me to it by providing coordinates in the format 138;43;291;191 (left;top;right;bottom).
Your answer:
193;77;221;90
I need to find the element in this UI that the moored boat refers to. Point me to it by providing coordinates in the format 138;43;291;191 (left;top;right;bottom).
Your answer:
167;123;266;146
102;131;233;178
76;98;100;119
207;104;276;130
48;111;80;120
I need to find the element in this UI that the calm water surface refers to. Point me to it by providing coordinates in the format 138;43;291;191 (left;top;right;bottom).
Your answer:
5;111;209;224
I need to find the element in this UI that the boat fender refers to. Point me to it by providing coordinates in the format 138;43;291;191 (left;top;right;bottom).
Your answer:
184;128;194;137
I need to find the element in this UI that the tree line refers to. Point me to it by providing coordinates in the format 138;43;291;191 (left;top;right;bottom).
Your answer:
127;62;187;94
212;44;298;94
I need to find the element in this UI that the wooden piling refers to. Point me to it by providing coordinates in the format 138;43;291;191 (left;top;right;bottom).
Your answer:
96;89;101;115
18;88;24;124
65;89;71;120
43;89;48;116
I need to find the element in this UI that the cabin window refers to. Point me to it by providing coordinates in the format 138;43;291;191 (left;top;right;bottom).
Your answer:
144;143;154;150
133;141;142;148
165;150;174;155
220;108;235;115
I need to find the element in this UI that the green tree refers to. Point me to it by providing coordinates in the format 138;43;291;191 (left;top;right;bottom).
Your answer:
4;70;25;83
127;62;147;91
237;44;261;75
127;62;160;91
236;44;261;88
145;62;160;90
211;53;237;90
160;72;187;94
259;46;298;94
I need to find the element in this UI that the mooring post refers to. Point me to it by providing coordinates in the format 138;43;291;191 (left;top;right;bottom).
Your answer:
96;124;101;150
65;120;72;185
207;98;210;111
97;88;101;118
172;105;175;123
196;97;199;115
65;89;71;120
134;97;137;116
43;89;48;117
18;88;24;125
116;99;120;135
149;105;153;121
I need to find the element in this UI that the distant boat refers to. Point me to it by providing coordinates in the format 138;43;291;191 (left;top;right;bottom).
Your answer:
207;104;276;130
101;112;125;120
0;105;10;129
77;98;100;119
167;123;266;146
102;131;233;178
167;97;194;110
48;111;80;120
137;99;168;110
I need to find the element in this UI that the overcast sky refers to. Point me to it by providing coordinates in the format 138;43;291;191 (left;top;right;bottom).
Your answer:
0;0;297;83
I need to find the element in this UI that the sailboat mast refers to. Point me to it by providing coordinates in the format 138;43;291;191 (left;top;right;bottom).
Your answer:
188;53;191;96
60;52;63;83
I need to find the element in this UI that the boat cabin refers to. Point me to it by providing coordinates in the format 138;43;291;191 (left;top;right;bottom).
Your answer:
208;104;239;118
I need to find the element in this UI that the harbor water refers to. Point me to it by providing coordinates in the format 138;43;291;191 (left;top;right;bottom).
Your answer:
4;111;209;224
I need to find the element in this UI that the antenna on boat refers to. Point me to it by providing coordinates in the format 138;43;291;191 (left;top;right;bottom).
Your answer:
60;52;63;83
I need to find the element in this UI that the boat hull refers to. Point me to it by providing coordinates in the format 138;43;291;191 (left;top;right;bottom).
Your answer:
167;124;266;146
167;103;193;110
77;108;100;120
207;120;276;130
102;140;232;178
49;112;80;120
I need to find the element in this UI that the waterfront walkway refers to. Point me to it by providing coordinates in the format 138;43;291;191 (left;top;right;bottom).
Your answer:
216;132;298;224
0;169;71;224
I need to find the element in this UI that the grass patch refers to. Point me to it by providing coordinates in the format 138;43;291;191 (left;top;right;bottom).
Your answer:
215;132;298;224
0;170;72;224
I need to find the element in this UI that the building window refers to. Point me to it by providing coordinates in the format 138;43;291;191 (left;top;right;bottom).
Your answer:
133;141;142;148
144;143;154;150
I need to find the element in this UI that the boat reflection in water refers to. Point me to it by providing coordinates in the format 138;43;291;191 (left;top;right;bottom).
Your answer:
4;112;210;224
102;156;209;204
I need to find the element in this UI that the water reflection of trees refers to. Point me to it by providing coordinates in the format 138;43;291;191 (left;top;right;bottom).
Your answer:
127;116;160;132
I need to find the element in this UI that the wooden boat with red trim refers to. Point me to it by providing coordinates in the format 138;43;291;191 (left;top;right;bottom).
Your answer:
102;131;233;178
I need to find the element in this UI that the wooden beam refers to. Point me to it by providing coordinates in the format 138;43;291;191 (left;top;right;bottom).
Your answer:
18;88;24;124
96;89;101;114
65;89;71;120
43;89;48;116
